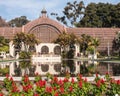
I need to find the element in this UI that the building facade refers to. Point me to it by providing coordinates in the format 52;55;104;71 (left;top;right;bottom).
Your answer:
0;9;120;56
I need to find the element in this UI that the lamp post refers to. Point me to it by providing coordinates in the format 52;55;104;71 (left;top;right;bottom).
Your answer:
107;41;110;58
104;37;110;58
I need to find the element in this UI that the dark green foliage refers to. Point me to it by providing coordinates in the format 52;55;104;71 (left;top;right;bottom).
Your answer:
0;36;9;52
8;16;30;27
51;1;84;26
52;1;120;28
19;51;31;59
78;2;120;27
112;31;120;57
67;49;75;59
13;32;40;52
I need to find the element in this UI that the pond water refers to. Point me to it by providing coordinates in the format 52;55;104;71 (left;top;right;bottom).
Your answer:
0;59;120;77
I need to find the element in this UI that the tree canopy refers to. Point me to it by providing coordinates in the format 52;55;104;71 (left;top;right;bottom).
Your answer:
51;1;84;26
8;16;30;27
112;31;120;57
0;16;8;27
0;36;9;52
13;32;40;52
51;1;120;28
78;2;120;27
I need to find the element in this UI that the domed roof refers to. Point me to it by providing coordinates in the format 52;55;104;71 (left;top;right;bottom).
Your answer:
24;14;65;33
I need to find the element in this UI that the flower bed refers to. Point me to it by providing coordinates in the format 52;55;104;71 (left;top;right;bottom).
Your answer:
0;73;120;96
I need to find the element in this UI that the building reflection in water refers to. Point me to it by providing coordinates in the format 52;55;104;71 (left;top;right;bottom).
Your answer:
0;60;120;77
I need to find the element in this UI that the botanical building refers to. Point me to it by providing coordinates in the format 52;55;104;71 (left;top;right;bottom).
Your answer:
0;9;120;56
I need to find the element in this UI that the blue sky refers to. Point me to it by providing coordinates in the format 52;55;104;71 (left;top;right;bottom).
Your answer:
0;0;119;21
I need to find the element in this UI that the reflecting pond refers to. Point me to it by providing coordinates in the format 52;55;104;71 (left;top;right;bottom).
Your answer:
0;59;120;77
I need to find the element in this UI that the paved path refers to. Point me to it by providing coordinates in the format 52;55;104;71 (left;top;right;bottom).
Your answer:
0;76;120;82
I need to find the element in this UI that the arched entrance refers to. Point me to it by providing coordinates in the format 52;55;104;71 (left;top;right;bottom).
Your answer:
54;46;61;55
41;46;49;54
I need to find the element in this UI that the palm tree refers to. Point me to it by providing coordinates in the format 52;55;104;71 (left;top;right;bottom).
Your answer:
13;32;40;52
69;32;80;48
53;31;79;58
112;31;120;57
13;32;26;52
53;31;70;52
89;37;100;54
79;34;92;55
25;34;40;52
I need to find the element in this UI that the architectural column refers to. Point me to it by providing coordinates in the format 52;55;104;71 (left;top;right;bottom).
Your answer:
9;41;15;57
75;44;80;57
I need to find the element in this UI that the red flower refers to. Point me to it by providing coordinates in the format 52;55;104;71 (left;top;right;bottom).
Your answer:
96;73;98;77
117;80;120;85
106;72;109;75
10;77;13;81
96;80;101;88
6;74;9;78
53;87;57;91
34;93;39;96
79;81;82;88
36;80;46;87
54;92;59;96
84;78;87;82
100;79;105;84
46;87;52;93
0;93;3;96
79;74;82;80
63;78;69;82
69;86;73;92
110;79;115;83
22;84;32;92
58;79;63;86
71;78;74;83
24;75;29;83
60;87;64;93
53;76;58;83
12;86;19;93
